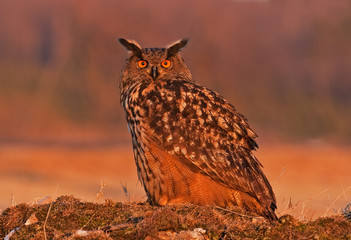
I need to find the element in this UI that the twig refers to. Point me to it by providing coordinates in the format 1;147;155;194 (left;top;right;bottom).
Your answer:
43;200;53;240
4;227;20;240
43;185;59;239
81;211;97;230
331;186;351;205
10;194;15;207
340;183;348;201
279;188;329;218
102;223;133;232
96;179;106;201
66;211;99;240
299;202;306;221
121;182;130;202
70;223;133;238
324;185;351;216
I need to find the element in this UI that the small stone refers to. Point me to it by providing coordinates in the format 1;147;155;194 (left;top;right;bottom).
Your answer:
145;231;176;240
25;213;38;225
194;228;206;234
75;230;89;237
37;196;53;205
175;229;206;240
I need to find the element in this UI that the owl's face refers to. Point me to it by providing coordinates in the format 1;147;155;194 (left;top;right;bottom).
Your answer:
119;38;192;93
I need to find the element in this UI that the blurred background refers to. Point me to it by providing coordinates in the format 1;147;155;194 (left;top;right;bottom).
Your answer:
0;0;350;219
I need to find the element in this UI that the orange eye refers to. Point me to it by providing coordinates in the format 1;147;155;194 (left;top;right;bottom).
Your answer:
138;60;148;68
161;59;171;68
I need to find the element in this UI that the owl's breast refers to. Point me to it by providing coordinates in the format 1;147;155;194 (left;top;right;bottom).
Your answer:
122;81;191;150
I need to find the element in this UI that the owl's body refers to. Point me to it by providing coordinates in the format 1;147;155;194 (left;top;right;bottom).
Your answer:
119;39;277;220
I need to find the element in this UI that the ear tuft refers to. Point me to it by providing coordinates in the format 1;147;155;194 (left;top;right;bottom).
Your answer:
167;38;189;57
118;38;142;56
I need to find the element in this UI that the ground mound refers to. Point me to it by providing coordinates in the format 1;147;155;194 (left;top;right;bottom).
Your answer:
1;195;350;239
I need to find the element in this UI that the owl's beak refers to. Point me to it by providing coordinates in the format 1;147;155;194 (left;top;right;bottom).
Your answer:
151;66;159;80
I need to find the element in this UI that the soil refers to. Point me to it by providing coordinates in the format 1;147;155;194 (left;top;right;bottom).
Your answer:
1;195;351;240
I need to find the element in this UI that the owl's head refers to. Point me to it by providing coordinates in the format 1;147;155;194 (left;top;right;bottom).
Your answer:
119;38;192;92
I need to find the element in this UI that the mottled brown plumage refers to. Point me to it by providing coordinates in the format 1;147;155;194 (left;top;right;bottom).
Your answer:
118;38;277;220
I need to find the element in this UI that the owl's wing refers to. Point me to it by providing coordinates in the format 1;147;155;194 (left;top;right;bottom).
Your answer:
140;79;276;211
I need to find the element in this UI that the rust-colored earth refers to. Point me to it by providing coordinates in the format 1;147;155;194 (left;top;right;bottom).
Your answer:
0;142;350;220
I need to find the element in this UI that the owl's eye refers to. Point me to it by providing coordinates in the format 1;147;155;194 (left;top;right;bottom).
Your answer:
161;59;171;68
138;60;148;68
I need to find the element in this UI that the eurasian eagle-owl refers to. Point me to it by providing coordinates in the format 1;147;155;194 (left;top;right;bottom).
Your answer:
118;38;277;220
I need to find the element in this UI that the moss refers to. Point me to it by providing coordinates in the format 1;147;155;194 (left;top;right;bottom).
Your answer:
1;195;351;239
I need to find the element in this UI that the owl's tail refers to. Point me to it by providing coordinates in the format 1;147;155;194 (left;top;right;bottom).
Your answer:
262;203;278;221
236;191;278;221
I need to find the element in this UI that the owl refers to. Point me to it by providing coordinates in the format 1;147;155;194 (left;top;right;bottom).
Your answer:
118;38;277;220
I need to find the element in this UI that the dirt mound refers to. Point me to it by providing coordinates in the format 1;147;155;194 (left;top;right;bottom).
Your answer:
1;195;350;239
